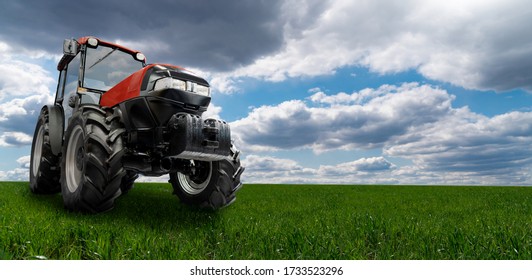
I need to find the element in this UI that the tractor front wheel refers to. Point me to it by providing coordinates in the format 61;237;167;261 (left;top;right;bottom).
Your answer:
60;106;125;213
170;146;244;210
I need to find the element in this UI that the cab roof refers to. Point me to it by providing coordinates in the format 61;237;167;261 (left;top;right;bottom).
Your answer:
57;36;145;71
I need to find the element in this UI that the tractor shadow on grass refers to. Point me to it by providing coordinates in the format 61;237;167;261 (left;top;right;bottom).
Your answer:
27;183;221;230
26;191;65;212
107;184;223;230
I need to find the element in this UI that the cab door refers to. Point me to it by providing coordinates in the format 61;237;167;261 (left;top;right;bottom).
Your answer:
55;52;81;127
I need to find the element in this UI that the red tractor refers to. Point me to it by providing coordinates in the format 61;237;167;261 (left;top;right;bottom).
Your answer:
29;37;244;212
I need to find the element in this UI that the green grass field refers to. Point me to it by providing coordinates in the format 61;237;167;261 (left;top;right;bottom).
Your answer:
0;182;531;260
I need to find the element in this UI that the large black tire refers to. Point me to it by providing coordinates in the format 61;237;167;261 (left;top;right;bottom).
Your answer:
170;145;244;210
29;107;61;194
60;106;126;213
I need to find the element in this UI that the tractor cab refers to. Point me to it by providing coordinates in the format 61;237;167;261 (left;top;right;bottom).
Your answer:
56;37;146;119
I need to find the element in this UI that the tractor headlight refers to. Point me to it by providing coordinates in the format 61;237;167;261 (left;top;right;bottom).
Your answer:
153;77;211;97
194;84;211;97
153;77;186;91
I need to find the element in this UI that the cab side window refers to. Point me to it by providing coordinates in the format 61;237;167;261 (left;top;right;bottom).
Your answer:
55;69;66;103
63;53;81;120
64;53;80;100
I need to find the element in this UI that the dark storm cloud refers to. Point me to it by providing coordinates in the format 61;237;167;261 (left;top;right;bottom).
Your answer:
0;0;308;71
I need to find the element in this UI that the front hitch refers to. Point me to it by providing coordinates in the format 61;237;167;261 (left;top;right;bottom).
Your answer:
166;113;232;162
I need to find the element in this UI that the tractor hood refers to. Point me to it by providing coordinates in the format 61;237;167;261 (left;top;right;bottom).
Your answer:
100;64;211;109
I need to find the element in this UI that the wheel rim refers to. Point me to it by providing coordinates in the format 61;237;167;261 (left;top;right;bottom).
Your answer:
177;161;212;195
65;126;84;193
32;125;45;176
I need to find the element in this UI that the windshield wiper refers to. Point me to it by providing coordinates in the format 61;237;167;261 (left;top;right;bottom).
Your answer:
88;48;117;70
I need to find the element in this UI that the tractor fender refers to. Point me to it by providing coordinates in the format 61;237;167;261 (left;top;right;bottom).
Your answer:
43;105;64;156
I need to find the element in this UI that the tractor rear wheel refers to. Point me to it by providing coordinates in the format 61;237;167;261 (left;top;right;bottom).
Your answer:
60;106;126;213
29;107;61;194
170;145;244;210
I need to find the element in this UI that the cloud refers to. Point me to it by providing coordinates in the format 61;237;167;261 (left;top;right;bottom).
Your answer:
0;41;55;142
0;155;30;181
241;153;531;186
384;109;532;179
0;168;29;181
16;155;31;168
202;102;222;120
0;0;327;73
231;83;453;153
231;83;532;185
3;1;532;92
0;94;54;135
227;0;532;92
0;54;54;101
318;157;395;175
241;155;400;184
243;154;314;174
0;132;33;147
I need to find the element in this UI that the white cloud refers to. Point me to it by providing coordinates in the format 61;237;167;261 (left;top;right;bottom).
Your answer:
223;0;532;92
0;51;54;101
0;41;56;144
0;93;53;134
307;87;321;94
0;94;50;120
0;155;30;181
231;83;532;185
239;154;314;183
318;157;395;175
242;155;400;184
202;102;223;120
243;154;314;173
308;84;416;105
384;109;532;178
231;83;453;153
0;167;29;181
209;75;241;95
0;132;33;147
16;155;30;168
0;41;10;59
242;153;531;186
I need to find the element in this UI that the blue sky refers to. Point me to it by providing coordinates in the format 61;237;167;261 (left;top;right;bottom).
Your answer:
0;0;531;185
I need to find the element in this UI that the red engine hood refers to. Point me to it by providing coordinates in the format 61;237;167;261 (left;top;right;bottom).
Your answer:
100;64;206;107
99;65;151;107
100;64;188;107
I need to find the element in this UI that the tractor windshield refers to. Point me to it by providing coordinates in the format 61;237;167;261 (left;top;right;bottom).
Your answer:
83;45;144;92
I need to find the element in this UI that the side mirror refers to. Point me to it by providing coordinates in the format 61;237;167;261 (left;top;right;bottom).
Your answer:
68;94;78;108
63;39;78;56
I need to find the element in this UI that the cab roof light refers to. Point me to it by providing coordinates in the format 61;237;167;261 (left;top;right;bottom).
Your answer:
87;37;98;47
